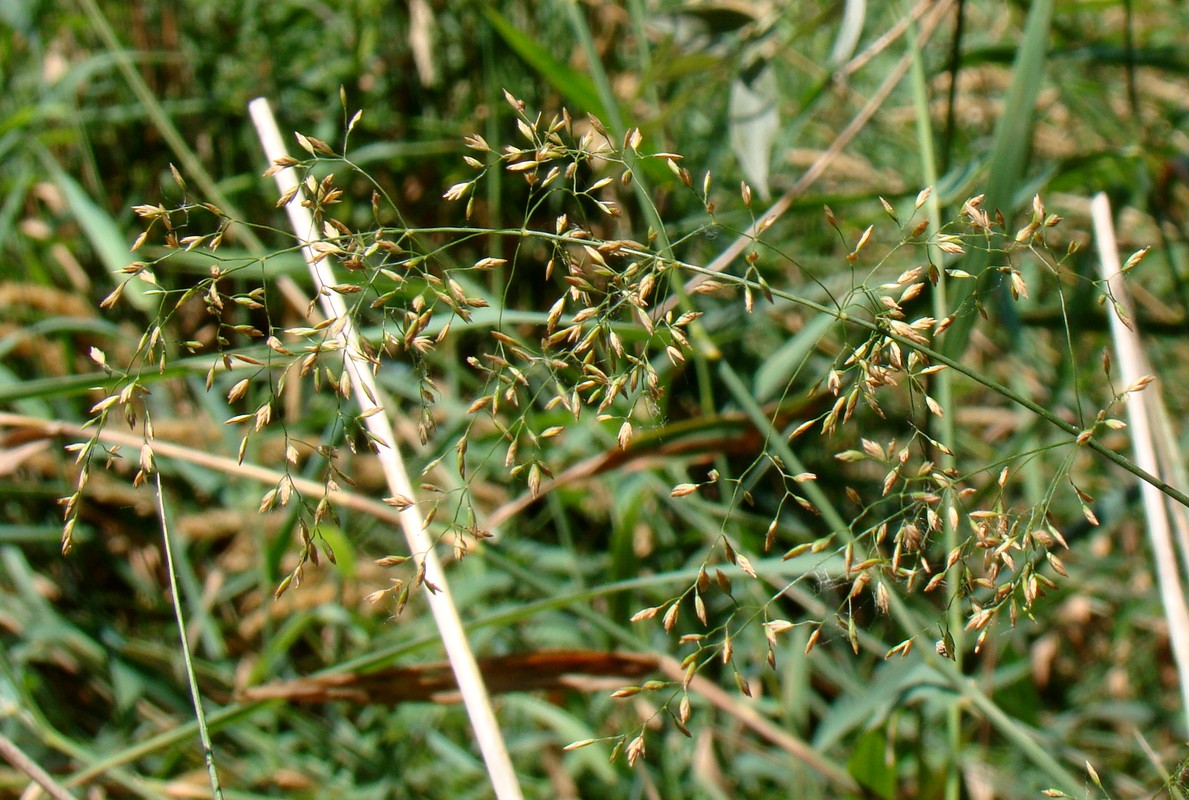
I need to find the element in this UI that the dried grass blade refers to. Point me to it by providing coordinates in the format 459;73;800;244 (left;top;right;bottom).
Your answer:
1091;191;1189;731
0;731;79;800
248;98;524;800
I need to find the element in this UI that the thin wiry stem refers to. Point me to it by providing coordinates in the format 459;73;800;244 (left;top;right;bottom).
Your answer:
153;469;224;800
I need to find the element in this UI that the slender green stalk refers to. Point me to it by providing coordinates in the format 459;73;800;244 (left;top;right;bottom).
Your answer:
906;11;963;800
940;0;1054;359
153;471;224;799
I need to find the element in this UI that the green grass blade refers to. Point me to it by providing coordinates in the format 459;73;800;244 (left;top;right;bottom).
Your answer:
483;7;607;119
941;0;1054;359
46;166;153;312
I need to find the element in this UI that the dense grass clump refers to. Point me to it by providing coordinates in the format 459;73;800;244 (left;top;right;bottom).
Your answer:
2;3;1189;799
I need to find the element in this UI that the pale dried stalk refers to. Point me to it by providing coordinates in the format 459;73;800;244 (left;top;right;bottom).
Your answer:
0;411;410;530
836;0;936;78
18;411;587;634
0;731;78;800
1091;191;1189;730
248;98;524;800
1148;397;1189;582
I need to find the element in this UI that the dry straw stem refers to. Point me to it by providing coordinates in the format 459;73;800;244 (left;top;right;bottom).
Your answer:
0;730;79;800
652;0;955;321
1091;191;1189;731
0;411;420;539
247;98;524;800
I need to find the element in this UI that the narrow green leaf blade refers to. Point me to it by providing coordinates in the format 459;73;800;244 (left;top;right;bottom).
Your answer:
941;0;1053;359
484;7;607;118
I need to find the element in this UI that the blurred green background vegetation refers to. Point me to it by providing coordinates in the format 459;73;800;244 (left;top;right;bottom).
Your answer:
1;1;1189;798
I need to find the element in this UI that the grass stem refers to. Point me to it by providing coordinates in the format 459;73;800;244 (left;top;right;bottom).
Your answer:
248;97;525;800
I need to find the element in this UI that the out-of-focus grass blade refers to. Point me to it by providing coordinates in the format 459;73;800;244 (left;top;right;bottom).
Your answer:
4;314;125;346
0;363;53;418
48;167;154;311
754;313;834;402
0;525;71;543
847;729;896;800
502;695;618;783
606;473;650;623
813;661;938;752
484;7;608;120
941;0;1053;360
0;154;33;253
